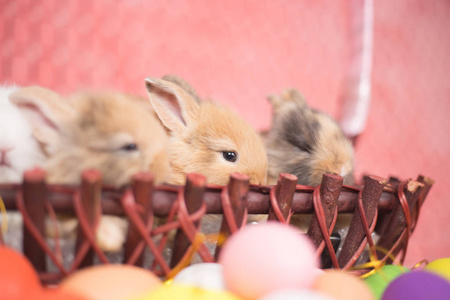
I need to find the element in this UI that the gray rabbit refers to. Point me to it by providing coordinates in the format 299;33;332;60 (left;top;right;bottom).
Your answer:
264;88;354;186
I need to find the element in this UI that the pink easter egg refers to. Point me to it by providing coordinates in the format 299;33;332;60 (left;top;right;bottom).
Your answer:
219;222;319;300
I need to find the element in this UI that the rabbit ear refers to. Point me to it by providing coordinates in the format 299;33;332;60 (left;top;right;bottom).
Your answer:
9;86;74;148
268;88;308;114
145;77;200;135
162;75;201;104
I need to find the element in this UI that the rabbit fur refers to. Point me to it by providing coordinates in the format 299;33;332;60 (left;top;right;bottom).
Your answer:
9;86;171;252
0;85;46;183
261;88;355;238
146;76;269;249
264;88;354;186
146;76;268;186
10;86;171;187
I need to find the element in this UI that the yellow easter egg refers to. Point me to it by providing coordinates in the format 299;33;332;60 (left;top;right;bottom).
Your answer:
130;285;242;300
424;258;450;281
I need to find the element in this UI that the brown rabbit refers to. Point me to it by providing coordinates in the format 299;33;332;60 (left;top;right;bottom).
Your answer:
10;86;171;186
10;86;172;251
145;76;267;186
264;88;354;186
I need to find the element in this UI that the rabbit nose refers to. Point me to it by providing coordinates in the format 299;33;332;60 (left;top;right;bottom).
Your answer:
329;171;346;179
0;147;13;165
329;166;348;178
249;175;266;185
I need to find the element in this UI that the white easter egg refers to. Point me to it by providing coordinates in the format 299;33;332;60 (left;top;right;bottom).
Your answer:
260;289;335;300
173;263;226;291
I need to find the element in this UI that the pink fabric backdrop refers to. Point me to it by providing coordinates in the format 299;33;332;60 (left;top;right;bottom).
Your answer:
1;0;449;266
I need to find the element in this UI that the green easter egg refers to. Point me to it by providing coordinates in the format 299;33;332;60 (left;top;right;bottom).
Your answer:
364;265;409;299
424;258;450;281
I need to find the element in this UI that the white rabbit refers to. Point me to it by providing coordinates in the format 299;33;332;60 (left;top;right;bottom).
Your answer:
0;84;47;254
0;85;46;183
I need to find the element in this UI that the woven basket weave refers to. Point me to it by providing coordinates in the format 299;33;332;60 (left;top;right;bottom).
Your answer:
0;168;433;285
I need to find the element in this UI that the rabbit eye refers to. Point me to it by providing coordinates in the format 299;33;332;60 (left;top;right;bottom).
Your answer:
222;151;237;162
121;143;138;151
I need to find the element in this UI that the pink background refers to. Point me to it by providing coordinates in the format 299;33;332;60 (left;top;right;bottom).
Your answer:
1;0;449;266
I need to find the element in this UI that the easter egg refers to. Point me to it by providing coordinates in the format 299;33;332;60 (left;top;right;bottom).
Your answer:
38;288;90;300
59;264;162;300
219;222;319;300
173;263;226;291
0;246;43;300
260;289;335;300
129;285;242;300
364;264;410;299
424;258;450;281
382;270;450;300
313;270;375;300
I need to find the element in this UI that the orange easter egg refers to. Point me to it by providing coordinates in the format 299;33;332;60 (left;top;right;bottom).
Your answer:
0;245;43;300
38;288;90;300
313;270;375;300
59;264;162;300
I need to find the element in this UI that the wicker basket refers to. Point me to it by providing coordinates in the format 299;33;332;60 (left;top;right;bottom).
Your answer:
0;168;433;285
